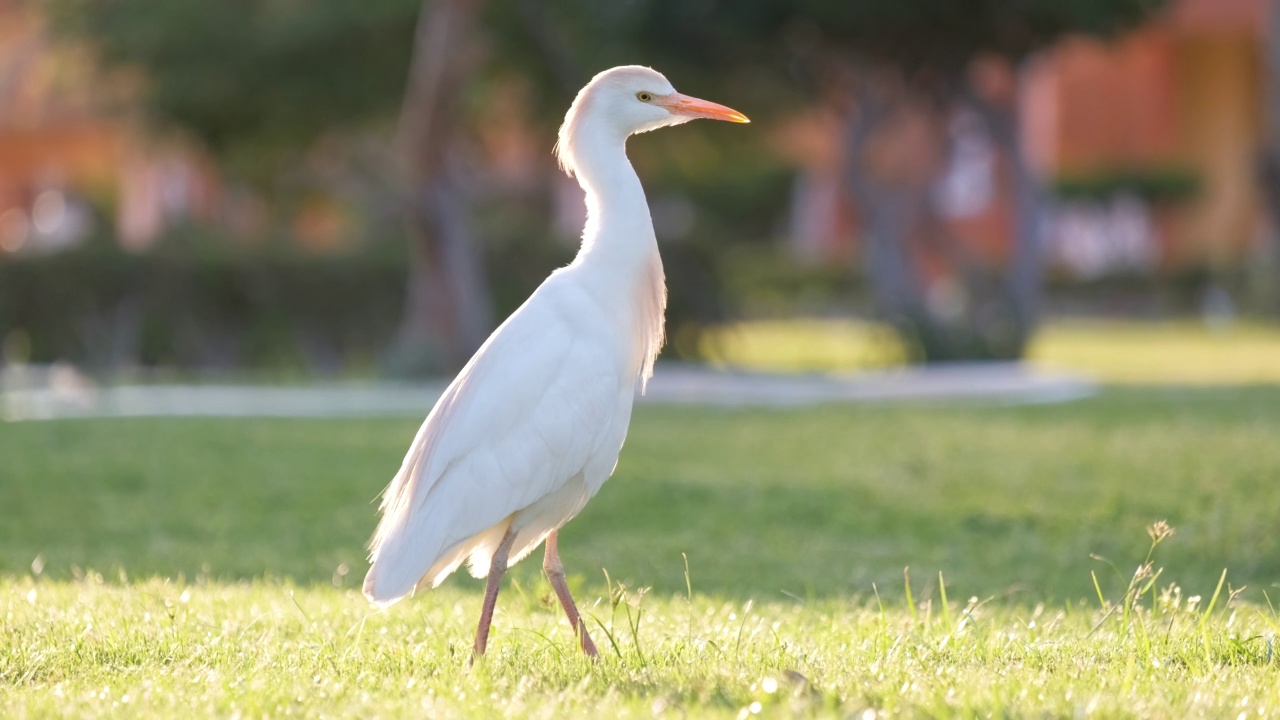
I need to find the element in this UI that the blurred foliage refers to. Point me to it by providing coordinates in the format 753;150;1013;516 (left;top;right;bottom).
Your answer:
496;0;1171;96
48;0;418;179
1053;167;1202;204
791;0;1169;67
719;247;869;318
0;234;405;373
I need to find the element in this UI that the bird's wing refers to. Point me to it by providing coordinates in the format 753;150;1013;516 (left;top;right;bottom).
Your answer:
364;281;624;602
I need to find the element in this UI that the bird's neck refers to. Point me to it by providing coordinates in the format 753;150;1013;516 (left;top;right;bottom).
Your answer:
565;124;667;386
569;126;658;268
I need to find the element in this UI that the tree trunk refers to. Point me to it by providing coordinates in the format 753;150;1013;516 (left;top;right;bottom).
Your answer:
386;0;492;375
841;78;925;336
964;70;1049;354
1258;0;1280;315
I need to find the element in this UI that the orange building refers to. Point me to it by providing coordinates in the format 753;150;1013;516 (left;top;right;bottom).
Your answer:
1026;0;1267;272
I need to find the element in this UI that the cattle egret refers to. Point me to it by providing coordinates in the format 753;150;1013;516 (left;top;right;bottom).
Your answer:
363;66;748;658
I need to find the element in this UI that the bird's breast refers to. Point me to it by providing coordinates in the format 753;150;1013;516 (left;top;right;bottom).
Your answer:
553;246;667;388
631;250;668;388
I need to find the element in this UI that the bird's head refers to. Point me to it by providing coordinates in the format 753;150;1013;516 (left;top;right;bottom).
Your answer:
556;65;748;177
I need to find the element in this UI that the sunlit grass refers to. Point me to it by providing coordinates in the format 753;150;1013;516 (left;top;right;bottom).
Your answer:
1027;320;1280;384
700;319;908;373
3;569;1275;718
701;318;1280;383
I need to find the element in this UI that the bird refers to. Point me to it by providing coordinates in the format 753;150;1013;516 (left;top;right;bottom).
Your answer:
362;65;748;659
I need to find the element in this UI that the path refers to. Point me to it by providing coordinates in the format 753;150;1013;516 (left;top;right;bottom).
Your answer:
2;362;1095;421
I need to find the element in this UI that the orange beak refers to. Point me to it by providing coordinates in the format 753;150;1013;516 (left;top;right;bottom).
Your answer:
658;93;750;123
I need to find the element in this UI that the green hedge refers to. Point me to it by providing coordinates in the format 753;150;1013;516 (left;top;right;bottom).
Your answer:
0;248;408;374
1052;167;1201;203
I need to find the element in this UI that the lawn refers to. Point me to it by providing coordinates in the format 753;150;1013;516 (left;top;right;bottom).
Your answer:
3;387;1279;716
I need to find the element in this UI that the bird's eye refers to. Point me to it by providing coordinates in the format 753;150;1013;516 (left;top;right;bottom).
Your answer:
636;92;653;102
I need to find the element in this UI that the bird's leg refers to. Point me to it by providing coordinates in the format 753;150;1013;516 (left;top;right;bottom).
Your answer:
472;527;517;661
542;530;599;657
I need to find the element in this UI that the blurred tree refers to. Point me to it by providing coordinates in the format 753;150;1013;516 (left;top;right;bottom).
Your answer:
1260;0;1280;316
49;0;419;173
513;0;1170;361
50;0;491;372
386;0;492;373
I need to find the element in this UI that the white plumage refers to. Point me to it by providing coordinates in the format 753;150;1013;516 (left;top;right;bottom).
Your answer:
363;65;748;657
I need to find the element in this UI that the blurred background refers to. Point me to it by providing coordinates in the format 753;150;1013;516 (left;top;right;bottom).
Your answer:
2;0;1279;386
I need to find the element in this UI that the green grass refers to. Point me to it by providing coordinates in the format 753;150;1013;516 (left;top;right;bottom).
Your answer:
3;388;1280;716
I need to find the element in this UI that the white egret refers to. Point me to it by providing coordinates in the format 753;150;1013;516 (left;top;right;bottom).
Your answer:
363;65;748;658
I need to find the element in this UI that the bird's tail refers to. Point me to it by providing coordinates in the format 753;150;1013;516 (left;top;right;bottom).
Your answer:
363;502;515;605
